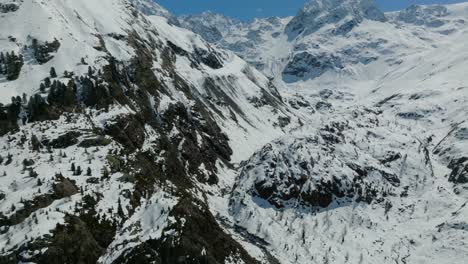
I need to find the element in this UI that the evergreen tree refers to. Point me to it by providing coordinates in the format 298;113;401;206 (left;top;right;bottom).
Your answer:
86;167;92;176
39;83;46;93
76;166;82;176
27;94;48;121
101;167;110;180
4;51;24;80
117;198;125;218
6;153;13;165
22;93;28;104
28;169;38;178
44;77;51;87
31;134;42;151
50;67;57;78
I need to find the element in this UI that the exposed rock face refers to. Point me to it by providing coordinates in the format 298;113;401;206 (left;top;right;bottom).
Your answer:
448;157;468;184
285;0;386;38
233;110;409;209
283;52;344;82
395;5;449;27
46;131;82;149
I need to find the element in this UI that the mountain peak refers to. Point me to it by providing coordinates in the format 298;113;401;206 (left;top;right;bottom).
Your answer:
286;0;386;38
178;11;240;42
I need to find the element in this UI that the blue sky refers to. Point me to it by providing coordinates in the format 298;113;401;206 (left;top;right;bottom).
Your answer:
157;0;468;20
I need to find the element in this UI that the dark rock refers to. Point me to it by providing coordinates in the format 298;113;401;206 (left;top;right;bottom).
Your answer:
107;155;124;173
195;48;224;69
0;100;21;136
316;101;332;110
301;186;334;208
86;177;100;184
48;131;82;149
448;157;468;184
380;151;402;165
282;52;344;82
118;197;259;264
277;116;291;128
397;112;424;120
53;178;78;198
104;116;145;152
78;136;112;148
375;94;401;107
32;215;106;264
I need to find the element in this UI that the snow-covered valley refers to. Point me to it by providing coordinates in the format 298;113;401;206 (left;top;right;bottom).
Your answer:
0;0;467;263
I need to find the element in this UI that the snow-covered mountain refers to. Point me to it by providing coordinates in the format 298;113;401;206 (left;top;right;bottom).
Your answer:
1;0;467;263
0;0;297;263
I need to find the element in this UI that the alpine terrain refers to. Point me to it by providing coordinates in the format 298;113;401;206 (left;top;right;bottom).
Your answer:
0;0;467;263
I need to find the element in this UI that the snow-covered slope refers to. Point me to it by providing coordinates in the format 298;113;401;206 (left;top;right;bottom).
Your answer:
178;0;468;263
1;0;468;263
0;0;298;263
